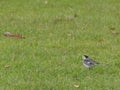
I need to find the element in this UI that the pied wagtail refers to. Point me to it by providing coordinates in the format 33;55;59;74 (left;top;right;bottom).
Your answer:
82;55;100;69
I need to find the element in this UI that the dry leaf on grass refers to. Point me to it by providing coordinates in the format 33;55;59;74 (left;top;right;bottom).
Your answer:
111;31;120;35
74;84;79;88
4;32;25;39
4;65;10;68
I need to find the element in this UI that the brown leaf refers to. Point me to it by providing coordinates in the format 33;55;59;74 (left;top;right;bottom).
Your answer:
74;84;79;88
4;65;10;68
111;31;120;35
4;32;25;39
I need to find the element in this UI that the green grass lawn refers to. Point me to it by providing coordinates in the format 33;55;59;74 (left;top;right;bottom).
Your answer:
0;0;120;90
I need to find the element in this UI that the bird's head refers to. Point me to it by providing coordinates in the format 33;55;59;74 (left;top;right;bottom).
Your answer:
82;55;89;60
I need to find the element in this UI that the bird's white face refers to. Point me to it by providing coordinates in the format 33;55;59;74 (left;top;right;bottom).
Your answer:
82;56;86;60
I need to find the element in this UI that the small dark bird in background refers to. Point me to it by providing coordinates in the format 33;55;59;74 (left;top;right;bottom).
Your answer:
82;55;100;69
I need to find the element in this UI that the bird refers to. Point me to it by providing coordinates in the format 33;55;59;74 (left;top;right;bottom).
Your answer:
82;55;99;69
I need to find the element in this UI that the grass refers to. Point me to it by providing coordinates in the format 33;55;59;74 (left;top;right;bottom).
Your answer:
0;0;120;90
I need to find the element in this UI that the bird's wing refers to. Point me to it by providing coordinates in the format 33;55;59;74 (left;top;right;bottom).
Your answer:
89;58;99;64
84;59;94;66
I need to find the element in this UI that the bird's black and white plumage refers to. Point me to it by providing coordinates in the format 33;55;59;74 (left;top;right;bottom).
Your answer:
82;55;99;69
